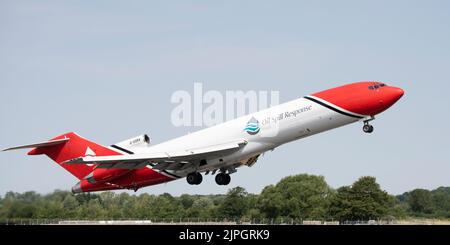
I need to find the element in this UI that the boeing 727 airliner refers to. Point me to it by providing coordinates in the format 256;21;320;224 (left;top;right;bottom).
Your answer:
3;82;404;193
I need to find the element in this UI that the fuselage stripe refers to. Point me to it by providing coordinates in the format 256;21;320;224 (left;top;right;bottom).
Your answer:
110;145;135;155
303;96;364;119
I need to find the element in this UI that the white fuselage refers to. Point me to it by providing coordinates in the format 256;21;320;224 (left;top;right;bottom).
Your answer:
3;81;403;193
132;97;361;177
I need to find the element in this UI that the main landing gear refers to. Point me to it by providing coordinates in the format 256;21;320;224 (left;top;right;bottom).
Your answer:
363;117;375;133
215;173;231;185
186;172;203;185
186;171;232;186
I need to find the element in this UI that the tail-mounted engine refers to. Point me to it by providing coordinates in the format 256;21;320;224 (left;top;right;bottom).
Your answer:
112;134;151;153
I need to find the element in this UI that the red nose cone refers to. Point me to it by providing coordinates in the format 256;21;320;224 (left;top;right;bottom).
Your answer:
383;86;404;107
311;82;404;117
393;87;404;100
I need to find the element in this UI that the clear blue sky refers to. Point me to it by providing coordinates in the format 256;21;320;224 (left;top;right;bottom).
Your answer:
1;1;449;196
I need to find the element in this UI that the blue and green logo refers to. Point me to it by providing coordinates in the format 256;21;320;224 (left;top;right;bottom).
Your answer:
244;117;260;135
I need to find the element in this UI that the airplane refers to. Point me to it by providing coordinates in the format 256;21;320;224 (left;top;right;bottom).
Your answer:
2;81;404;193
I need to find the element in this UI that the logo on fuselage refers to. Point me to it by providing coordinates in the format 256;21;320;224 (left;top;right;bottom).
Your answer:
244;117;260;135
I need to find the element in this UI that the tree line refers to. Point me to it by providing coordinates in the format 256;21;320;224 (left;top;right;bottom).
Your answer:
0;174;448;221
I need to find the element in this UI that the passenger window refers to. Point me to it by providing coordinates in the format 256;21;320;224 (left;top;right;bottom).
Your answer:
368;86;374;90
374;85;379;89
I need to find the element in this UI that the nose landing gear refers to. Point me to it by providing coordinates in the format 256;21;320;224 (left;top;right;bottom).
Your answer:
363;117;375;133
363;124;374;133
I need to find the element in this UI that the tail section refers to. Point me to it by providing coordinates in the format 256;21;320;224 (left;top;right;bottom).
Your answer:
27;132;122;180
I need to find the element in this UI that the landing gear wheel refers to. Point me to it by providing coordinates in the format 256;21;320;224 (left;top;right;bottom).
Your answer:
224;174;231;185
186;173;196;185
186;172;203;185
362;116;375;133
363;124;374;133
215;173;231;185
195;172;203;185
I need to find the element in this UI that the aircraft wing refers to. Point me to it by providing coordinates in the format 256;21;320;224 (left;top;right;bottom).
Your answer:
63;139;247;170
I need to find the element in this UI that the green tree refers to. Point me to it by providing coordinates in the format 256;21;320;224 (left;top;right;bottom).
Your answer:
218;187;249;219
431;187;450;218
134;193;154;219
386;196;408;219
149;193;182;219
0;175;448;222
329;176;391;221
62;194;79;218
80;198;106;219
408;189;434;214
0;191;41;219
396;187;450;218
243;194;262;220
258;174;334;220
187;196;215;219
180;194;195;209
258;185;285;219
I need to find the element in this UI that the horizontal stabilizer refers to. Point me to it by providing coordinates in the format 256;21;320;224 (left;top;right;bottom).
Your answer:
2;132;122;180
2;138;70;151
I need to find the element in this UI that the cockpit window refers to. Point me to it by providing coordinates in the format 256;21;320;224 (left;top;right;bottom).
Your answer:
368;83;386;90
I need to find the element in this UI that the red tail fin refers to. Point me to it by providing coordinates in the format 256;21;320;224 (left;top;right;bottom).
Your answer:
28;132;121;180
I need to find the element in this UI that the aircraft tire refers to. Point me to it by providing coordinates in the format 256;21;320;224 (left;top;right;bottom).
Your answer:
363;124;374;133
215;173;226;185
215;173;231;185
195;172;203;185
186;172;198;185
223;174;231;185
